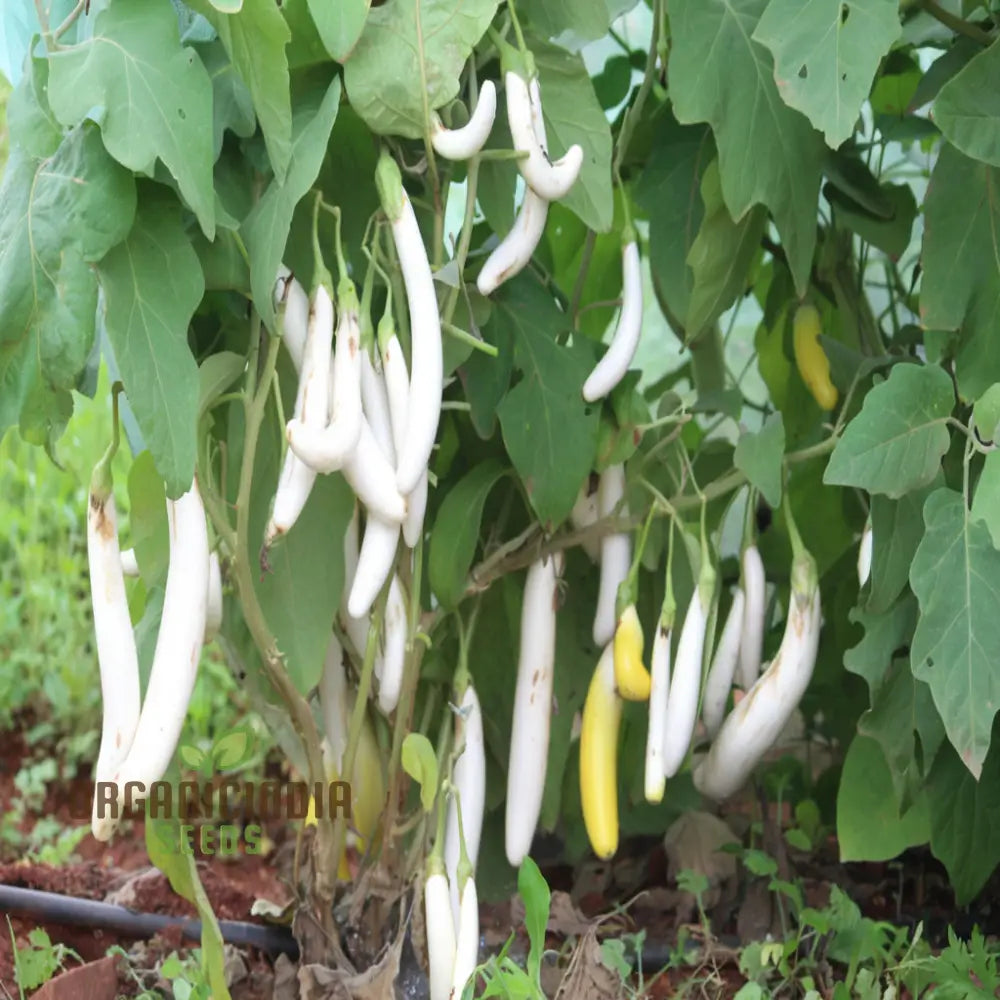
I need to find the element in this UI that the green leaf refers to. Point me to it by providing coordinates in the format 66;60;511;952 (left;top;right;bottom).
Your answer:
635;114;714;332
428;460;507;608
531;39;615;232
179;744;206;769
734;412;785;508
246;394;355;693
827;181;917;260
668;0;825;294
921;144;1000;400
196;40;256;159
973;383;1000;445
98;190;204;498
823;364;952;498
128;450;170;590
187;0;293;182
520;0;619;43
0;125;135;447
213;726;254;768
48;0;216;239
926;723;1000;904
844;593;917;698
401;733;439;812
934;39;1000;168
495;276;601;527
243;74;341;333
836;734;929;862
858;658;944;808
867;475;941;615
686;158;767;338
517;856;550;985
198;352;245;417
910;488;1000;778
146;816;232;999
7;54;62;159
752;0;901;148
342;0;500;138
971;449;1000;548
307;0;371;61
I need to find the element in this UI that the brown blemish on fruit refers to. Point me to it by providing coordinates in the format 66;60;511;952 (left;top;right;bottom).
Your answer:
91;495;116;539
349;336;358;358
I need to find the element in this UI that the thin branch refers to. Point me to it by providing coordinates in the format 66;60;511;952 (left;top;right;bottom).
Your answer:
920;0;993;44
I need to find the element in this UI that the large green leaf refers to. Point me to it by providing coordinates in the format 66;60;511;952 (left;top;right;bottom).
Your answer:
308;0;371;61
495;277;601;528
428;460;507;609
634;115;713;332
734;412;785;508
0;126;135;447
836;734;929;863
843;593;917;698
921;144;1000;400
934;38;1000;168
867;474;941;615
668;0;825;295
196;41;256;159
47;0;215;239
753;0;901;148
532;39;615;232
342;0;500;138
823;364;953;498
910;488;1000;779
187;0;292;182
98;191;205;498
686;159;767;338
926;725;1000;904
243;75;341;333
858;658;944;809
246;398;356;694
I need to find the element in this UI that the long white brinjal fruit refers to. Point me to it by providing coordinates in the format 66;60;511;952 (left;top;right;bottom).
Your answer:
431;80;497;160
381;313;428;547
286;273;363;473
701;587;745;739
694;546;822;802
88;409;141;842
97;479;210;839
266;283;334;543
737;543;766;690
274;266;310;370
339;504;371;659
593;464;630;647
444;685;485;926
644;589;675;804
377;575;407;714
477;75;557;296
662;556;715;778
582;238;643;402
857;519;873;587
376;154;443;496
505;71;582;201
505;552;563;867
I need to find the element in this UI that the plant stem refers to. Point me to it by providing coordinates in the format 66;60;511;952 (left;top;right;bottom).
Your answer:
570;230;597;326
53;0;86;41
230;320;337;951
920;0;992;44
443;158;480;327
612;0;662;178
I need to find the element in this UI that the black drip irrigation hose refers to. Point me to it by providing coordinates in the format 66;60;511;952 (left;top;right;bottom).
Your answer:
0;885;299;959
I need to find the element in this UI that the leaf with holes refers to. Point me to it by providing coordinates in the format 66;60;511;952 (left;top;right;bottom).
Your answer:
753;0;901;148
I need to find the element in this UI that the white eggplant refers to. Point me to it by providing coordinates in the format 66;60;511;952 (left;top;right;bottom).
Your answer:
431;81;497;160
737;545;766;690
701;588;745;738
593;464;630;648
